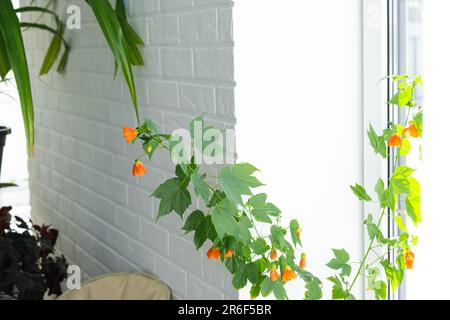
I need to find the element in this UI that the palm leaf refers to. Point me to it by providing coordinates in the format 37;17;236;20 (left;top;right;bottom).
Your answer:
0;0;34;156
86;0;140;124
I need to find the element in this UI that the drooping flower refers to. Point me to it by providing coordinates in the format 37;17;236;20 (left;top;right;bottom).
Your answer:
281;266;297;282
270;266;279;282
405;250;415;270
299;253;307;270
296;227;301;238
388;134;402;147
270;249;278;261
122;127;138;144
224;249;234;258
403;123;420;139
207;247;221;260
132;160;148;177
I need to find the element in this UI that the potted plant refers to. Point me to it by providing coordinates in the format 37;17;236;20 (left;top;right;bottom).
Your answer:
0;206;68;300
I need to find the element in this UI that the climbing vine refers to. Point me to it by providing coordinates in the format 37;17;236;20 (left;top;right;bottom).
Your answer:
122;75;422;300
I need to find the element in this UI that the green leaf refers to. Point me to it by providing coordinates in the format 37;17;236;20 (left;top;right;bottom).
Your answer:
238;214;253;243
210;199;240;240
246;262;259;284
350;184;372;201
248;193;280;223
399;139;411;156
0;32;11;80
375;179;388;208
413;111;423;137
269;225;289;251
219;163;263;205
305;279;322;300
249;238;270;255
374;280;387;300
153;178;192;220
87;0;140;123
389;84;413;107
390;166;414;194
182;210;205;234
328;276;348;300
207;190;226;208
260;277;273;297
194;215;216;249
289;219;302;247
260;277;287;300
406;177;421;225
39;20;64;75
395;215;407;233
232;264;248;289
0;0;34;155
326;249;351;277
368;125;387;159
250;277;263;300
191;172;211;203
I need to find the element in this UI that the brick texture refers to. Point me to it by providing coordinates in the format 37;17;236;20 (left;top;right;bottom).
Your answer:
22;0;236;300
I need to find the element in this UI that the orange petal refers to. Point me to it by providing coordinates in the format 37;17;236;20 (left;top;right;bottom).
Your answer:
405;250;415;270
388;134;402;147
300;253;307;270
270;269;279;282
225;250;234;258
270;249;278;261
207;247;220;260
122;127;138;144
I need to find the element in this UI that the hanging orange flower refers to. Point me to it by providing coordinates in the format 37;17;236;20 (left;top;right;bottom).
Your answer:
296;227;301;238
270;266;279;282
405;250;415;270
207;247;221;260
299;253;307;270
403;123;420;139
270;249;278;261
132;160;148;177
122;127;138;143
224;249;234;258
388;134;402;147
281;266;297;282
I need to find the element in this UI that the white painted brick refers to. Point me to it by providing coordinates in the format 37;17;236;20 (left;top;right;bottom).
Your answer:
180;10;218;43
195;48;234;81
161;48;194;78
26;0;237;300
180;83;215;113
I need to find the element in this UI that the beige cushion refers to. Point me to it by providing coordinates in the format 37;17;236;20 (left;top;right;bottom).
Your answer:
58;273;171;300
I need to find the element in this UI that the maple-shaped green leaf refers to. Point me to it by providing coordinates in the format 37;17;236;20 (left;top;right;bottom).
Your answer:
260;277;287;300
219;163;263;205
238;214;253;243
194;215;216;249
191;172;211;203
207;190;226;208
304;279;322;300
328;276;348;300
326;249;351;277
182;210;205;234
210;198;241;239
375;178;388;208
153;178;191;220
249;238;270;255
248;193;280;223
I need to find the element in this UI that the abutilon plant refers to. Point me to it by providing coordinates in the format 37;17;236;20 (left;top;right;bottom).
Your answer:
123;75;423;300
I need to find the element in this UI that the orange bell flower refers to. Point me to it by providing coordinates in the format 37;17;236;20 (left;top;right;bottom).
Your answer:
405;250;415;270
299;253;307;270
132;160;148;177
296;227;301;238
281;266;297;282
270;266;279;282
270;249;278;261
207;247;221;260
224;249;234;258
122;127;138;144
388;134;402;147
403;124;419;139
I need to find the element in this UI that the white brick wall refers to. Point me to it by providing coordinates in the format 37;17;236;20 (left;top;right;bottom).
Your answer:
22;0;237;300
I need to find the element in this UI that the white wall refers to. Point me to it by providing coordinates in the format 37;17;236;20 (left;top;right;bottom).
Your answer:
234;0;364;299
405;0;450;300
23;0;237;300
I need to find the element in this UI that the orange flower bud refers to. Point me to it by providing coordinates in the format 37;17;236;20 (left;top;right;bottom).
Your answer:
388;134;402;147
270;249;278;261
122;127;138;144
296;227;301;238
270;266;279;282
299;253;307;270
281;266;297;282
207;247;221;260
403;124;419;139
224;249;234;258
132;160;148;177
405;250;415;270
